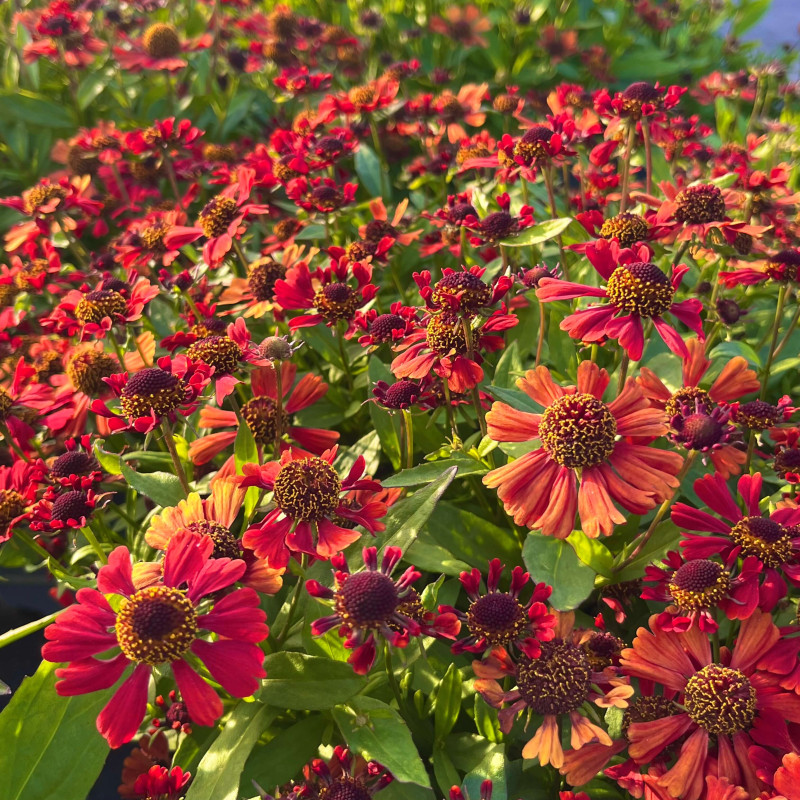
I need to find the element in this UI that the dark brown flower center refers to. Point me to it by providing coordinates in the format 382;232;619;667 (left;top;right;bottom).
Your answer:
477;211;518;242
466;592;527;646
599;213;649;247
665;387;712;419
765;249;800;282
369;313;406;342
0;489;27;530
735;400;782;430
120;367;187;419
335;570;400;628
425;314;469;355
539;393;617;469
432;272;491;313
312;283;359;322
24;185;67;214
15;259;49;290
51;450;97;478
197;196;238;238
674;184;726;224
606;262;674;317
186;520;241;559
116;586;197;665
514;125;555;164
516;639;592;715
775;448;800;480
320;776;372;800
620;81;661;117
50;490;92;523
684;664;756;735
74;290;127;325
66;349;117;396
311;185;345;212
677;412;725;449
581;631;625;671
668;559;729;610
242;396;288;445
247;258;286;302
186;335;242;376
623;695;677;735
143;23;182;59
729;516;793;567
139;222;169;252
379;379;420;409
272;457;342;521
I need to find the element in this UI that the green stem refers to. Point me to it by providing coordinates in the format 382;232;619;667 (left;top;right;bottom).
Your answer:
274;364;284;456
369;119;390;198
616;352;630;394
773;291;799;359
81;524;108;565
161;420;191;496
641;119;653;197
275;555;307;647
336;321;354;391
535;300;546;368
760;283;788;400
441;382;461;448
0;610;64;650
231;239;250;279
13;529;56;564
401;409;414;470
384;641;404;710
543;164;569;279
162;155;185;211
619;122;636;214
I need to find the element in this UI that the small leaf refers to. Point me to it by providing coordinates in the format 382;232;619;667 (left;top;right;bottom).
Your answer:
567;530;614;578
499;217;573;247
381;456;484;487
354;145;385;199
485;385;540;414
432;745;461;797
709;340;761;368
234;421;260;518
605;706;624;740
0;91;74;128
185;701;276;800
434;663;463;742
119;461;185;509
522;534;595;610
93;440;121;474
333;697;431;787
259;653;366;709
615;520;681;581
0;660;114;800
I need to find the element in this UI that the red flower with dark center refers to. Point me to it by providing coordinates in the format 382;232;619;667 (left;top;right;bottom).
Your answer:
113;23;211;73
286;176;358;213
42;531;268;748
731;396;795;431
371;379;424;410
306;546;422;674
355;303;419;349
0;460;39;542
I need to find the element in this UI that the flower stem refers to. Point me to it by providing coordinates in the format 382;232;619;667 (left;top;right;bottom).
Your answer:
616;352;630;394
543;164;569;279
535;300;547;367
273;364;284;456
162;155;185;212
275;555;307;647
0;423;30;463
774;297;800;359
441;382;461;449
384;641;404;710
760;283;788;401
641;119;653;197
81;524;108;565
231;239;250;279
0;609;64;650
336;321;354;391
161;419;191;496
619;122;636;213
401;409;414;470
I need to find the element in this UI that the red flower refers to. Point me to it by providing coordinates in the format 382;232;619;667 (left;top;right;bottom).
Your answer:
0;459;39;542
430;5;491;47
285;176;358;213
621;609;800;800
306;546;422;674
238;446;387;568
42;531;269;748
537;239;703;360
484;361;683;538
673;472;800;613
113;23;210;73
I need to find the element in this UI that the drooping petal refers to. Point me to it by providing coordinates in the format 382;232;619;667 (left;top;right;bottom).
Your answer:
191;639;265;697
96;663;151;748
171;658;223;728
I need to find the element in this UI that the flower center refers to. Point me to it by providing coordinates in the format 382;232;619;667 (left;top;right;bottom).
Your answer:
598;213;649;247
335;570;399;629
258;336;293;361
668;559;730;610
466;592;527;646
728;516;793;567
0;388;13;421
514;125;555;164
0;489;27;529
51;451;96;478
620;82;661;117
684;664;756;735
379;379;421;409
274;219;300;241
74;290;127;325
116;586;198;665
312;283;360;322
606;262;674;317
425;315;469;355
775;448;800;480
143;23;182;59
320;776;372;800
311;185;345;212
15;259;48;290
581;631;625;671
120;367;187;420
0;283;19;307
24;185;67;214
32;350;62;381
272;456;342;521
539;393;617;469
139;222;169;252
735;400;782;430
186;520;241;560
622;695;677;735
241;396;288;445
364;219;398;242
348;85;375;108
674;184;726;224
476;211;518;242
664;387;712;419
765;249;800;282
66;349;117;397
197;196;238;238
247;258;286;302
50;490;92;524
449;202;477;223
677;412;725;450
369;313;406;342
516;639;592;715
432;272;491;313
186;335;242;376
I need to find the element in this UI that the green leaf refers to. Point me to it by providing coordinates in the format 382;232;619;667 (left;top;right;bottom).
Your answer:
709;340;761;368
434;663;463;742
93;440;121;474
381;456;484;487
485;385;539;414
732;0;771;35
259;652;366;709
432;745;461;797
0;91;74;129
567;530;614;578
0;660;113;800
605;706;624;740
333;697;431;787
461;744;507;800
522;534;595;610
499;218;573;247
368;358;401;469
615;520;681;581
354;144;384;199
77;69;110;110
119;461;185;509
185;701;276;800
379;466;457;552
234;421;260;518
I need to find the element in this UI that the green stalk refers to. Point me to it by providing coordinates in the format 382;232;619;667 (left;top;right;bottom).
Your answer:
760;283;788;400
161;419;191;496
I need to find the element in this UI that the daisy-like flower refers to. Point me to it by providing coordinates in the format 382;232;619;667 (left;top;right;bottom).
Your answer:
731;396;795;432
91;355;213;434
673;472;800;612
318;76;400;116
0;460;39;542
285;176;358;214
620;609;800;800
164;168;269;267
537;239;703;360
115;209;187;271
130;765;191;800
112;23;210;73
41;531;269;748
0;358;59;450
720;248;800;287
37;436;102;489
30;485;111;533
463;193;535;246
430;5;490;47
770;427;800;483
415;265;512;315
274;256;377;335
145;478;284;595
238;447;387;568
439;559;556;658
483;361;684;538
474;611;632;769
497;121;574;179
306;546;423;674
355;303;419;349
573;210;653;249
188;363;338;465
431;84;487;144
595;81;685;122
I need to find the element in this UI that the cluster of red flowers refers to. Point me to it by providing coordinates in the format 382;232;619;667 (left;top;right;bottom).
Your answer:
1;1;800;799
